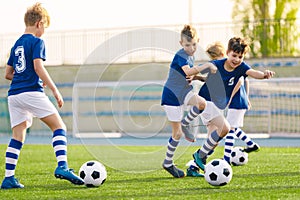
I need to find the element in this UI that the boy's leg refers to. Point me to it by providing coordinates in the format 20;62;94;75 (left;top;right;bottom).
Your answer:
52;129;84;185
193;108;230;170
181;106;202;142
226;109;259;153
161;119;185;178
223;129;236;164
181;94;206;142
193;130;223;171
162;136;179;168
52;129;68;168
162;136;185;178
1;122;27;189
235;128;260;153
162;107;185;178
40;113;84;185
1;139;24;189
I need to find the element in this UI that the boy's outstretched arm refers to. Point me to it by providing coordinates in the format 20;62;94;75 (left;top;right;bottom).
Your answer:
182;62;217;76
246;69;275;79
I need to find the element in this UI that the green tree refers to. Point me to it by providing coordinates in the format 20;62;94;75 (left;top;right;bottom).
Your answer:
231;0;300;57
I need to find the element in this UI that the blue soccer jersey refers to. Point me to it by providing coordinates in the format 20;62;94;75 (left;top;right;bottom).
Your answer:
229;79;249;109
161;48;194;106
199;58;251;109
7;34;45;96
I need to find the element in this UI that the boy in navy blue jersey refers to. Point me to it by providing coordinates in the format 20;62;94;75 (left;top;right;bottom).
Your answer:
182;37;275;174
1;3;84;189
186;41;262;176
161;25;226;178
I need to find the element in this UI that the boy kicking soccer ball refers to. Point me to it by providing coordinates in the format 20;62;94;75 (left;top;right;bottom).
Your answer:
1;2;84;189
183;37;275;176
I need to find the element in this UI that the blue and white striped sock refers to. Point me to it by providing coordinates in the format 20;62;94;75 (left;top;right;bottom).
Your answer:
5;139;23;177
181;106;202;125
163;137;179;167
52;129;68;168
223;129;236;163
235;128;254;147
199;130;222;160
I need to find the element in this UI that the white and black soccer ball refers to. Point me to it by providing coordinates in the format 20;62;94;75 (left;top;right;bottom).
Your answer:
79;160;107;187
230;146;248;166
204;159;233;186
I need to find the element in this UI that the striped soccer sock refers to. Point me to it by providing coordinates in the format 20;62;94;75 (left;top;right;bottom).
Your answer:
198;130;222;161
181;106;202;126
163;137;179;167
223;129;236;163
235;128;254;147
52;129;68;168
5;139;23;177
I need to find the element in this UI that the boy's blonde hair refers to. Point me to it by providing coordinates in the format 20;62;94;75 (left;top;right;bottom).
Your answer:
181;24;198;42
24;2;50;28
206;41;225;60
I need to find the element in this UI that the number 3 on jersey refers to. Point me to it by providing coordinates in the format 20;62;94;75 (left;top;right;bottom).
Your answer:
15;46;26;73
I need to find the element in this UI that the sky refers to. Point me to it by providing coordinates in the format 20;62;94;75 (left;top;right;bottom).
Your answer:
0;0;234;34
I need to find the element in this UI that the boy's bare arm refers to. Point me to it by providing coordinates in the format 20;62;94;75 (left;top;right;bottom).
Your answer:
33;58;64;108
246;69;275;79
5;65;14;81
182;62;217;76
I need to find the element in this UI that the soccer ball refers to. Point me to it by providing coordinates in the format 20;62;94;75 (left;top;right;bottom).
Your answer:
79;160;107;187
204;159;233;186
230;146;248;166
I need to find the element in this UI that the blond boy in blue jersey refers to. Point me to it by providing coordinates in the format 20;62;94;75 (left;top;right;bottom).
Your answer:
1;3;84;189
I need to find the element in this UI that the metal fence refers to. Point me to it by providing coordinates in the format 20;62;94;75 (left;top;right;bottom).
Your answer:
1;20;299;66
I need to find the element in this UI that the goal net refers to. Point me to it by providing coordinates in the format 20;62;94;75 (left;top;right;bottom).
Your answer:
72;78;300;138
72;81;168;138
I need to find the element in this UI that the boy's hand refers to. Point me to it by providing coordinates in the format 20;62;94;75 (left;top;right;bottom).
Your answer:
186;75;194;84
248;100;252;110
53;90;64;108
263;70;275;79
210;64;218;74
195;75;207;82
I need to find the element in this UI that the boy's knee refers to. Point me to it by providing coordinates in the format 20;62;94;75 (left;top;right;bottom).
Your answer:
221;124;230;138
197;101;206;111
173;132;182;140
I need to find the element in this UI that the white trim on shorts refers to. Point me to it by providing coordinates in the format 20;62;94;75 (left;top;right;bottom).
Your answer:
199;101;223;125
8;92;58;128
226;108;246;128
163;90;196;122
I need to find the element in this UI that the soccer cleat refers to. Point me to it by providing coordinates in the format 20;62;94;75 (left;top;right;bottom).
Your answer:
181;123;196;142
192;152;206;171
186;166;204;177
1;176;24;189
243;144;260;153
54;166;84;185
163;164;185;178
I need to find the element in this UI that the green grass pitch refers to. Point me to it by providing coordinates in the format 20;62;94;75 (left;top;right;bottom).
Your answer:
0;144;299;199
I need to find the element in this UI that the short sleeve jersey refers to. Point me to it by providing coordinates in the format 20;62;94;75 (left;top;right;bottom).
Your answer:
199;58;251;109
7;34;45;96
161;48;194;106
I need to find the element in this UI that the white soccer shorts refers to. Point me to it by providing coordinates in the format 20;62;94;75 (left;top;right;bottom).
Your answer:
199;101;223;125
226;108;246;128
163;90;196;122
8;91;58;128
